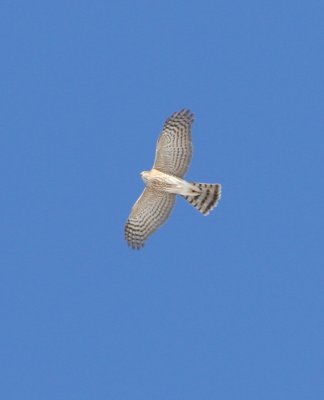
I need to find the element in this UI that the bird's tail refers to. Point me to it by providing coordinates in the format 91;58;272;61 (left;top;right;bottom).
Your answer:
182;183;221;216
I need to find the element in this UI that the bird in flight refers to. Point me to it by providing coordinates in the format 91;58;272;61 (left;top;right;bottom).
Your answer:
125;109;222;249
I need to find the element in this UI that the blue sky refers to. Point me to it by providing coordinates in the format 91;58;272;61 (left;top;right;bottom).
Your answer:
1;1;323;399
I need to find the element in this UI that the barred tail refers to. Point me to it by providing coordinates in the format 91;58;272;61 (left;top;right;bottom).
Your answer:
183;183;221;216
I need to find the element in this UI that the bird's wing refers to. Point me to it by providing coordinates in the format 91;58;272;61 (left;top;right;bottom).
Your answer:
153;109;194;178
125;188;176;249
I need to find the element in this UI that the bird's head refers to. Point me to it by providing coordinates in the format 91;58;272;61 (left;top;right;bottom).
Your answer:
140;171;150;184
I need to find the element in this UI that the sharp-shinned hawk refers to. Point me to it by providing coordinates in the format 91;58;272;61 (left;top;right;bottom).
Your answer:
125;109;222;249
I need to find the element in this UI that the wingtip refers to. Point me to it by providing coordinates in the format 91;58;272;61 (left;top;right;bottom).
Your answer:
169;108;194;123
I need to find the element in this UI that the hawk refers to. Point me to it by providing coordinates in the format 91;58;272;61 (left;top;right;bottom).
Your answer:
125;109;222;249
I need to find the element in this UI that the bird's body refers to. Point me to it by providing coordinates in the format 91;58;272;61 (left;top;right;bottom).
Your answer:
141;169;199;196
125;109;222;249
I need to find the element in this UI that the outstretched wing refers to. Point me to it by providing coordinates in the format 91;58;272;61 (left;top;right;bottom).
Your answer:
125;188;176;249
153;109;194;178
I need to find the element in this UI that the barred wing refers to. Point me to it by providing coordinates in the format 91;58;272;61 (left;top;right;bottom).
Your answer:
125;188;176;249
153;109;194;178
